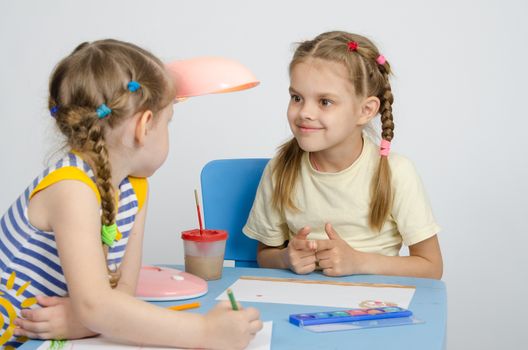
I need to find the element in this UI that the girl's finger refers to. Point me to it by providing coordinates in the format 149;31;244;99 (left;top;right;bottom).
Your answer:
13;327;51;340
20;307;51;322
249;319;264;334
15;318;50;333
242;307;260;321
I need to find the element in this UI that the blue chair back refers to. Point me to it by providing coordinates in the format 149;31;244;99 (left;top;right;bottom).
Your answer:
200;158;270;267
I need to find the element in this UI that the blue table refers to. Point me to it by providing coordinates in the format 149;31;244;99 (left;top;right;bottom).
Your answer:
21;267;446;350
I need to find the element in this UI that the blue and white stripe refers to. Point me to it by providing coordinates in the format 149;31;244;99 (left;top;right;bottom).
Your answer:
0;153;139;344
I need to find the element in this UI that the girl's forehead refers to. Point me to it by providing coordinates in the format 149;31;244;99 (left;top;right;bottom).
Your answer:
291;58;354;95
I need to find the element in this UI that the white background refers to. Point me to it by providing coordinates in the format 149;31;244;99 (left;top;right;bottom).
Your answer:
1;1;527;348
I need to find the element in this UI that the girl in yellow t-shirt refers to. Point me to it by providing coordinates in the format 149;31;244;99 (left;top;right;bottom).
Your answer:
243;31;443;279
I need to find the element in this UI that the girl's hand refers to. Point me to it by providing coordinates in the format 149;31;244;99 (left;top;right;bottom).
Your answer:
204;301;263;350
315;223;365;276
13;295;97;340
281;226;317;274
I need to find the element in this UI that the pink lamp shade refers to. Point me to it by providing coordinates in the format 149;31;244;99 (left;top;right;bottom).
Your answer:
166;57;260;99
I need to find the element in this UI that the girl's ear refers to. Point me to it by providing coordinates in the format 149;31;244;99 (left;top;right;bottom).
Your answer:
357;96;380;125
134;110;154;146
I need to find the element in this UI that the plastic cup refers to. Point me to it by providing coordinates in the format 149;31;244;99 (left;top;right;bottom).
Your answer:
181;229;228;280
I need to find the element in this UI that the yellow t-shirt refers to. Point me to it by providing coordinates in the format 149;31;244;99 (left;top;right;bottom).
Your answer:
243;137;441;256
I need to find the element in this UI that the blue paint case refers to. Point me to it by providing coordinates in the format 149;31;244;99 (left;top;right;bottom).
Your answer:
289;306;412;327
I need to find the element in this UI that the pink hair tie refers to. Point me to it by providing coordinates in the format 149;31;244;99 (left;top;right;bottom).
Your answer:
376;55;386;65
380;139;391;156
347;41;358;51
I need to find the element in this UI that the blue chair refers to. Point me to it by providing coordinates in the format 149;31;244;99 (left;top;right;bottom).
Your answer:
200;159;270;267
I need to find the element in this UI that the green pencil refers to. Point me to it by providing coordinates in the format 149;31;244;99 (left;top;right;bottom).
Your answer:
227;288;239;310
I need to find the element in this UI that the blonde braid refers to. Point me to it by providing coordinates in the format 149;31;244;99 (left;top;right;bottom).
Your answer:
369;60;395;231
86;96;137;287
377;64;395;142
87;126;121;288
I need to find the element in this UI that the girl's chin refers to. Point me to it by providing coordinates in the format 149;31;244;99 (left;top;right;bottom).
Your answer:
296;141;322;153
129;169;156;178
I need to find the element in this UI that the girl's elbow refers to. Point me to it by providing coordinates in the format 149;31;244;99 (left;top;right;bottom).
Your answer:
430;261;443;280
256;245;269;268
429;270;443;280
256;253;268;268
435;265;444;280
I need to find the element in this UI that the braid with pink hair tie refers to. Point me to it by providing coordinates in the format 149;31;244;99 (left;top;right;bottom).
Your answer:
380;139;391;156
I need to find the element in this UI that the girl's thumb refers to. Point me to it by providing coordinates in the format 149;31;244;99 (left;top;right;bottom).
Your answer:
325;223;341;240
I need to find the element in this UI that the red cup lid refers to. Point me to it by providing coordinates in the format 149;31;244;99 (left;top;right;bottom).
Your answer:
181;229;228;242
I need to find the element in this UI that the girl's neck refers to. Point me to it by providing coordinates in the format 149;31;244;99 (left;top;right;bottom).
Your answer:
310;136;364;173
75;150;130;190
107;152;133;189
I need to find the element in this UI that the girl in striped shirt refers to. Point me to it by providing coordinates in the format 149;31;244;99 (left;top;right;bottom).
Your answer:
0;39;261;349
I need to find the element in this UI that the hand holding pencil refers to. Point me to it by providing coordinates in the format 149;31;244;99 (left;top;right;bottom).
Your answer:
203;290;263;350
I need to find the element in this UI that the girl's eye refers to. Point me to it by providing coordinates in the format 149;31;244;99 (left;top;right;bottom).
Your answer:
320;98;333;107
290;95;302;103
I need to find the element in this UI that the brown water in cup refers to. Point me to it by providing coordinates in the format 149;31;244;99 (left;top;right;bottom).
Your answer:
184;255;225;280
181;229;228;280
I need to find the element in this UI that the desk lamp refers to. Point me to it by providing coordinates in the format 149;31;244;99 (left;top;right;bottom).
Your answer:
166;56;260;99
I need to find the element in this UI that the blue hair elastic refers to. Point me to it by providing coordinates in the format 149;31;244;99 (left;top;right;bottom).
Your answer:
50;106;59;118
127;81;141;92
96;103;112;119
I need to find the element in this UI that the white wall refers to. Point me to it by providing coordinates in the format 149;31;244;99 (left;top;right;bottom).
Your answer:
1;0;526;348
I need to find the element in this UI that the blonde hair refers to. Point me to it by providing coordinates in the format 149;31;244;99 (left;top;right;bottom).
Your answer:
273;31;394;232
48;39;175;287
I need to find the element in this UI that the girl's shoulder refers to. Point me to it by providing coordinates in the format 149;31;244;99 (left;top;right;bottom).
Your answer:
127;176;148;211
388;152;416;171
387;152;424;186
30;152;99;203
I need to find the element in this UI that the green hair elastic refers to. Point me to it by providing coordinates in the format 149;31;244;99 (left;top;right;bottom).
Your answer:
101;223;118;247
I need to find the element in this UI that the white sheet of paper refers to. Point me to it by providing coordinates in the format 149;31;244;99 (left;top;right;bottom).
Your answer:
217;278;415;309
36;321;272;350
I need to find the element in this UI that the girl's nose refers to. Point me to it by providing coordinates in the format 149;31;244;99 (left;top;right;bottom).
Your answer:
300;104;315;120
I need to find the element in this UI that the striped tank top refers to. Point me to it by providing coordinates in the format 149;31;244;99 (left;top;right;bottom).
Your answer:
0;153;147;348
